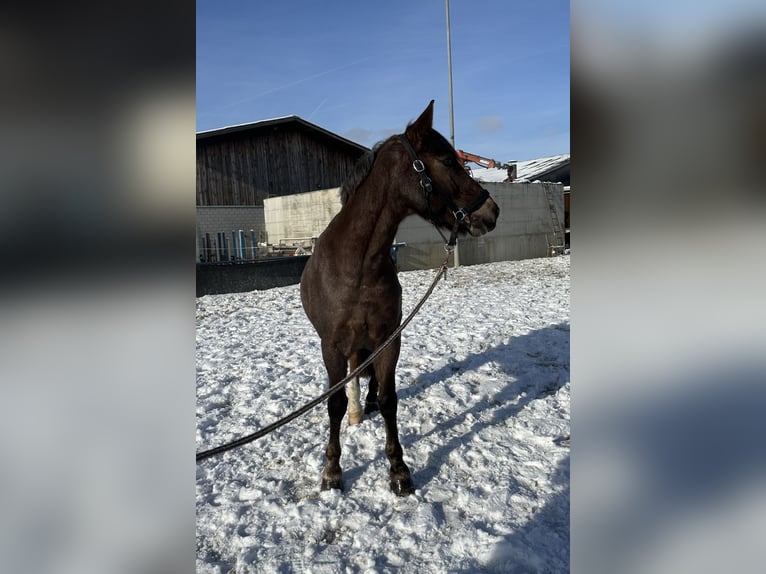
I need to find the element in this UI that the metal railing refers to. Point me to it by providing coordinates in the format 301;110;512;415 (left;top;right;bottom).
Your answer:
197;231;316;263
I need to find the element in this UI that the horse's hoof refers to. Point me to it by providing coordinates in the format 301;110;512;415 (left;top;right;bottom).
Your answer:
348;410;363;425
364;401;379;414
390;477;415;496
320;477;343;492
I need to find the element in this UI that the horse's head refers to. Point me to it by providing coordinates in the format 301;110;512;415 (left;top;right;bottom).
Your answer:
400;100;499;241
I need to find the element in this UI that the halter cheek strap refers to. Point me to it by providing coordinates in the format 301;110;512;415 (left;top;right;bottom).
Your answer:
398;135;490;249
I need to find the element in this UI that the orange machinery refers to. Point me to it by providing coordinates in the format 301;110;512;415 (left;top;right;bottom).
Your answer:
456;150;517;181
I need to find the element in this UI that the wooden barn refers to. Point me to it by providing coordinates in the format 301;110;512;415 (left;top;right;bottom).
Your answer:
196;116;369;262
196;116;369;207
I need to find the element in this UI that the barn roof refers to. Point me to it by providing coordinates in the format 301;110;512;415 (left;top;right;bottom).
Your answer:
196;116;369;154
471;153;570;183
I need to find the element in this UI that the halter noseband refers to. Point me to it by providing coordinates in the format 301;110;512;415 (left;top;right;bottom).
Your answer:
398;134;490;250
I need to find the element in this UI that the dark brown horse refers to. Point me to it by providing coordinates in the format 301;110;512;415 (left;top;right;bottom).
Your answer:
300;101;499;496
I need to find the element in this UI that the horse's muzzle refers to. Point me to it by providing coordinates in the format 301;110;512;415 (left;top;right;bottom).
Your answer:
468;197;499;236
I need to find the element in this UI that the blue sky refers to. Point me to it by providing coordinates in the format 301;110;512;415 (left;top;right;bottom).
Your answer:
197;1;569;162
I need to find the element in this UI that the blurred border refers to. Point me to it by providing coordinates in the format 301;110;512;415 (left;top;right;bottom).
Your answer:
573;1;766;572
0;2;194;573
3;1;766;572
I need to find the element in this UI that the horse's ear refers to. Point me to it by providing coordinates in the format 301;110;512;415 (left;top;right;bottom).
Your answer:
405;100;434;149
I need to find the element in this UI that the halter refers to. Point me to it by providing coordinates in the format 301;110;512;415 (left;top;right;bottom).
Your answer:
398;134;490;250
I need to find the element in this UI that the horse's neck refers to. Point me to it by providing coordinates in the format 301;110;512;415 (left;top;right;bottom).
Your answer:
340;178;409;263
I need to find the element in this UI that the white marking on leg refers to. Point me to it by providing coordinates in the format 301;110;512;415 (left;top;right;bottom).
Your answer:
346;377;363;425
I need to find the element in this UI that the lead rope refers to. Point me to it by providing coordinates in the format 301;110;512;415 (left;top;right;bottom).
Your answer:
196;256;451;462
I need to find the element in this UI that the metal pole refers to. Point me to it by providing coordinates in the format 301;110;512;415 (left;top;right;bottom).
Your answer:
446;1;460;268
446;0;455;149
238;230;246;260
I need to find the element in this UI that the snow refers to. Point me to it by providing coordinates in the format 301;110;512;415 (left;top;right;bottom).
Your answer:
196;255;570;573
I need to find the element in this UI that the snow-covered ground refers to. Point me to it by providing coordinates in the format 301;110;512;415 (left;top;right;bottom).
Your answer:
196;255;570;573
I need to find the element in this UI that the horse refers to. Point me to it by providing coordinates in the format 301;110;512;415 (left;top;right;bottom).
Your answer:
300;101;500;496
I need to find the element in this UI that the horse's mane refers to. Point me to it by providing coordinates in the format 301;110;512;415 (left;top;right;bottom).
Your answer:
340;140;385;205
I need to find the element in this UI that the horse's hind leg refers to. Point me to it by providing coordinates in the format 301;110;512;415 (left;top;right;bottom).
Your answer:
346;376;363;425
347;350;377;423
374;336;414;496
346;353;364;425
347;372;379;424
321;341;348;491
355;349;379;415
364;371;379;415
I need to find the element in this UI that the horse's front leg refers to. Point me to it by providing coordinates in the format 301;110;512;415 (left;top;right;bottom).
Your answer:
321;341;348;491
374;336;414;496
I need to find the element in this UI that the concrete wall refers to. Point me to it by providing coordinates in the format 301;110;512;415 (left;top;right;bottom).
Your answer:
259;182;564;271
394;182;565;271
196;256;310;296
263;188;342;244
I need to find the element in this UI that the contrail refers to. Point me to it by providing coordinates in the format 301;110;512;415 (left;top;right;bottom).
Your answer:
308;98;328;120
216;57;371;113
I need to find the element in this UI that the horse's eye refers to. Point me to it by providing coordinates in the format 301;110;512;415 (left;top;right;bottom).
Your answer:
441;157;455;167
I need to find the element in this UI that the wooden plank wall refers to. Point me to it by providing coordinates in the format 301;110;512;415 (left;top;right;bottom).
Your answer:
196;125;363;206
